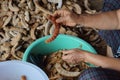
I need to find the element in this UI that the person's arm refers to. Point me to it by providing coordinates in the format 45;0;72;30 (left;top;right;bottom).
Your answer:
84;52;120;71
62;49;120;71
53;9;120;30
77;9;120;30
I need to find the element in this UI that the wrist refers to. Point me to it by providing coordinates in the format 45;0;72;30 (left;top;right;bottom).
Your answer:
76;15;85;27
82;51;90;63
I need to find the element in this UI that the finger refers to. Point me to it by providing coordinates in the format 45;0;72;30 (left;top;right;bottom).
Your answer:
52;11;59;17
62;55;71;60
62;52;69;56
64;58;74;64
62;49;74;54
52;10;64;17
62;58;72;64
56;17;66;23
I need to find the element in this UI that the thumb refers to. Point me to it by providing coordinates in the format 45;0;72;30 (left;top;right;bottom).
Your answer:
62;53;71;60
56;17;65;23
62;55;69;61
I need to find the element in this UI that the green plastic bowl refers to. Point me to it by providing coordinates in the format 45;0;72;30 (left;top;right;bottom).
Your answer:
22;34;97;67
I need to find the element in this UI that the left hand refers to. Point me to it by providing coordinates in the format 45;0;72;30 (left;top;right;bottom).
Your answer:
52;9;79;27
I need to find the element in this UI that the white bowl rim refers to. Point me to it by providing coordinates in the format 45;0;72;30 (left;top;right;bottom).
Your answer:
0;60;49;80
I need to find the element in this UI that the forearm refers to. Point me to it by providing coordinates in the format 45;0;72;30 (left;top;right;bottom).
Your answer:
77;9;120;30
84;53;120;71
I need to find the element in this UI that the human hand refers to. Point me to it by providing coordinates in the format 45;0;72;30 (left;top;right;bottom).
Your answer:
62;49;86;64
53;9;79;27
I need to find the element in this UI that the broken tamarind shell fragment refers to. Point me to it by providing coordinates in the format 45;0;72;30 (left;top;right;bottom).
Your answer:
55;63;80;77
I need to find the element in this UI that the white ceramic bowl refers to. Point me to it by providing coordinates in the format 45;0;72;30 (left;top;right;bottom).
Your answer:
0;60;49;80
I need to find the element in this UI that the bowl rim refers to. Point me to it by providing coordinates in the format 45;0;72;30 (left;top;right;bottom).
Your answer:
0;60;49;80
22;34;97;66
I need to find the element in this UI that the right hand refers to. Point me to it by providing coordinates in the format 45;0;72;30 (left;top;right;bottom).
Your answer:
53;9;79;27
62;49;86;64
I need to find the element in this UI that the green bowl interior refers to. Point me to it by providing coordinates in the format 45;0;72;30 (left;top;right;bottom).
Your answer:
23;34;97;67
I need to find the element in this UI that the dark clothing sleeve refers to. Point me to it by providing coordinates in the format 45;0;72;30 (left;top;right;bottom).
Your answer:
78;67;120;80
